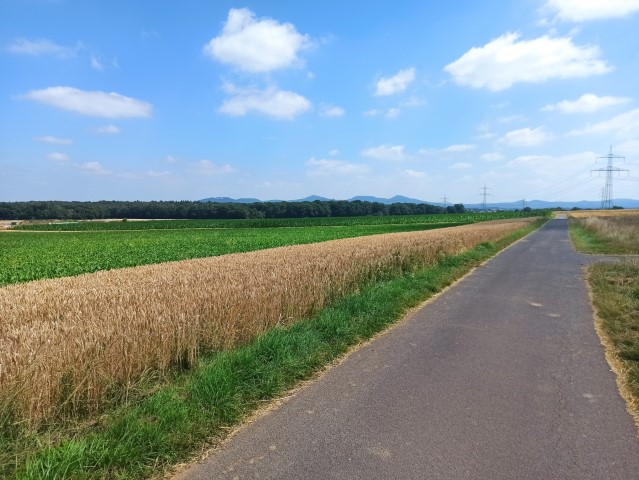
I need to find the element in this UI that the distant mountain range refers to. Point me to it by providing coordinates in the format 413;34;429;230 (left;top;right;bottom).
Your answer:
200;195;639;210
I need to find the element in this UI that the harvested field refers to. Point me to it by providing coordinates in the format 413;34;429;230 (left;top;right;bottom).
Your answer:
0;219;533;427
568;209;639;218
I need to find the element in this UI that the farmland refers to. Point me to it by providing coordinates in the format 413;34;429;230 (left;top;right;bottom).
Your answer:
0;217;544;478
0;211;542;286
13;211;540;231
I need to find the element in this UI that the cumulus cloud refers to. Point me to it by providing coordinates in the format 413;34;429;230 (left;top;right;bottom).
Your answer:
360;144;406;161
187;160;236;176
36;135;73;145
499;126;553;146
328;149;340;156
542;93;631;113
568;108;639;138
204;8;311;72
21;87;152;118
444;33;611;91
375;68;416;96
543;0;639;22
219;84;311;120
306;158;370;176
6;38;76;57
47;152;70;163
319;104;345;117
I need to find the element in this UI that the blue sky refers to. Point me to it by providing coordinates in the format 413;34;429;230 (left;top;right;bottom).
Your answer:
1;0;638;203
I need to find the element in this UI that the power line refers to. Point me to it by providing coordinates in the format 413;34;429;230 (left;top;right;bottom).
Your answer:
441;194;449;208
591;146;629;209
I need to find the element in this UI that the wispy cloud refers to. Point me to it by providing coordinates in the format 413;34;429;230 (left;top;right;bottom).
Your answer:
542;93;631;113
499;126;553;146
6;38;77;58
306;158;370;176
361;144;406;161
319;104;345;117
36;135;73;145
21;87;153;118
375;68;416;96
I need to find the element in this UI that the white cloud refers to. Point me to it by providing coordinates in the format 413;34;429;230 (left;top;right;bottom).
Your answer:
544;0;639;22
6;38;76;57
444;32;611;91
361;144;406;161
403;169;426;178
80;161;111;175
568;108;639;138
400;96;426;108
542;93;631;113
506;152;594;176
95;125;120;135
36;135;73;145
499;126;553;146
320;104;345;117
47;152;70;163
481;152;506;162
328;149;340;156
204;8;310;72
22;87;152;118
219;84;311;120
364;109;381;116
188;160;236;176
90;55;105;71
306;158;370;176
419;144;476;156
375;68;416;96
451;162;473;170
443;144;475;153
385;108;401;119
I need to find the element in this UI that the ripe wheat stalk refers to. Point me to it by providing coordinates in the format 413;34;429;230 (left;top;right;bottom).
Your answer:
0;219;532;426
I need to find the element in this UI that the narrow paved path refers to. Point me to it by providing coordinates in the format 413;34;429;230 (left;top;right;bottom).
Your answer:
178;219;639;480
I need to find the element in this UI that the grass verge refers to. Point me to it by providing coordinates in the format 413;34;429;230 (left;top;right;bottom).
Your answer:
568;218;616;254
589;259;639;424
2;219;545;479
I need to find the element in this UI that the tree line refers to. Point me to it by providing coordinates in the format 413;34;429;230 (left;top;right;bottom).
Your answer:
0;200;466;220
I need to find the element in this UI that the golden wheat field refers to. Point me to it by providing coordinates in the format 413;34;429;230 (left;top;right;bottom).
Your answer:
0;219;533;426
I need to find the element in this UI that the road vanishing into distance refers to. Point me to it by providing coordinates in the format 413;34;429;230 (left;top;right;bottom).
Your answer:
178;218;639;480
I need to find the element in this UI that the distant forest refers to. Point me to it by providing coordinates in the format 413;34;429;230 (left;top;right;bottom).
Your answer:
0;200;466;220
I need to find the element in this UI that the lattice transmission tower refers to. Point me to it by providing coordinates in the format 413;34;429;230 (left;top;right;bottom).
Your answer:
591;146;628;209
478;185;491;212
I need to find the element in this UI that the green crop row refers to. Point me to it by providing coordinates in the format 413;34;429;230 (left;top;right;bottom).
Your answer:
13;211;542;231
0;223;458;286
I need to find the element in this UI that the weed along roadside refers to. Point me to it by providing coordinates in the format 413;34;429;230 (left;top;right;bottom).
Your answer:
1;219;545;479
568;210;639;429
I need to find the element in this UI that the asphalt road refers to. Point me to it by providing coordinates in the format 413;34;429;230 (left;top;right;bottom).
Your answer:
178;218;639;480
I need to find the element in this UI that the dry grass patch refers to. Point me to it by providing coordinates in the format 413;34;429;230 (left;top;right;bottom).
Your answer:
569;213;639;254
0;219;533;427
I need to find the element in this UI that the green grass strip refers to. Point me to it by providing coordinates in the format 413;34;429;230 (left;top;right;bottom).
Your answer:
568;218;621;254
8;220;544;479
